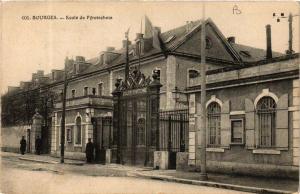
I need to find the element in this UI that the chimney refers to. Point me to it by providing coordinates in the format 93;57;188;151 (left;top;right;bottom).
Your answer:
154;27;161;34
75;56;85;63
186;21;190;32
153;27;162;50
106;47;115;52
122;40;127;48
37;70;44;77
135;33;144;55
227;36;236;44
266;24;272;59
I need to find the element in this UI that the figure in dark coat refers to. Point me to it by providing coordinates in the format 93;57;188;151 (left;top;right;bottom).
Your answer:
20;136;26;155
85;138;94;163
35;136;42;155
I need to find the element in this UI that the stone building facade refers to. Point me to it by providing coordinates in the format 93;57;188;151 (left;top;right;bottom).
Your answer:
187;56;299;178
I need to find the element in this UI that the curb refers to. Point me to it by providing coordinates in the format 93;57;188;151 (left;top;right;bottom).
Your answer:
19;157;58;164
132;172;294;194
18;157;84;166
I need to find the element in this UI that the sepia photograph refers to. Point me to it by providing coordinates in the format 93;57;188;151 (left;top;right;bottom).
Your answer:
0;1;299;194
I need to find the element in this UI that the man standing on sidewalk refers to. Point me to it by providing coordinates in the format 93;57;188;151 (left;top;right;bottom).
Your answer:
20;136;26;155
86;138;94;163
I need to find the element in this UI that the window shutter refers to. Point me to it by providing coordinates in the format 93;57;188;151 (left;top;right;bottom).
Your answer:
276;94;289;148
221;100;230;147
245;98;255;149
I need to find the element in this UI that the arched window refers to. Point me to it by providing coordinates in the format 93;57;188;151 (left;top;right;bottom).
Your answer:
137;118;145;146
207;102;221;146
75;117;82;145
256;97;276;147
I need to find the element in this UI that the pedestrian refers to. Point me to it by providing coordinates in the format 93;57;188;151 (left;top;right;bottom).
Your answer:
35;136;42;155
20;136;26;155
85;138;94;163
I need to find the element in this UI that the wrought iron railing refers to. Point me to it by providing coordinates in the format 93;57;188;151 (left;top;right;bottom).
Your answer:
159;109;189;152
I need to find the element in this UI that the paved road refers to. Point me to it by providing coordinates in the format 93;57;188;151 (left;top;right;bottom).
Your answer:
1;153;251;194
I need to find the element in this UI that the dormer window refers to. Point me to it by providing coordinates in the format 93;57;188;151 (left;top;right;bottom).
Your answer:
92;88;96;95
152;68;160;81
84;87;88;96
60;90;63;101
71;89;76;98
98;83;103;96
73;64;77;74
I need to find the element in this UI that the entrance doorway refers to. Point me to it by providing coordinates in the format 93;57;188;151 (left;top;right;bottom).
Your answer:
92;117;112;163
113;69;161;166
27;129;31;153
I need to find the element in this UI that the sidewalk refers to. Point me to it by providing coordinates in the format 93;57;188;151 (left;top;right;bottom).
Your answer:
131;169;299;194
2;151;298;194
3;151;84;165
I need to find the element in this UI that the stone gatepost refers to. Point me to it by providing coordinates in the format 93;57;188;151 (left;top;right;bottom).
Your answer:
85;108;94;151
31;109;43;153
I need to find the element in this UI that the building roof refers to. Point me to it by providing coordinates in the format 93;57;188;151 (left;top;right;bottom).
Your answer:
9;17;293;92
81;18;285;75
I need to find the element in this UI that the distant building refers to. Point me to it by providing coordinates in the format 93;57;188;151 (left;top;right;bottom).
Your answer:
1;17;299;178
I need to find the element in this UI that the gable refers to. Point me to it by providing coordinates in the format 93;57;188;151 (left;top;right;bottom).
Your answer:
174;22;240;63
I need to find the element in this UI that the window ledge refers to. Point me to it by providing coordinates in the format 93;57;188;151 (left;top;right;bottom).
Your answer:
252;149;281;155
206;148;225;153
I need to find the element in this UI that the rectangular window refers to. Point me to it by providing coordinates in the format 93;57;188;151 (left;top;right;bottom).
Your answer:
231;120;244;143
84;87;88;96
98;83;103;96
66;128;72;143
60;90;63;101
71;89;76;98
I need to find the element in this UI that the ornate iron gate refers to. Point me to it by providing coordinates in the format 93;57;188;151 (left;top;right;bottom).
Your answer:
112;69;161;166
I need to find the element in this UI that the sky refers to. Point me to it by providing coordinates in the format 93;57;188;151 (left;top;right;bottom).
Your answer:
1;1;299;94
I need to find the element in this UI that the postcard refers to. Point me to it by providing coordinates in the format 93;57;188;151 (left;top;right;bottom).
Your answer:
1;1;299;194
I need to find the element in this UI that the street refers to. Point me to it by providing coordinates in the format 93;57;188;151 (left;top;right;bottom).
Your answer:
0;152;251;194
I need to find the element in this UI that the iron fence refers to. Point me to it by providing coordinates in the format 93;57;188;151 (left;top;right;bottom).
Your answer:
159;109;189;152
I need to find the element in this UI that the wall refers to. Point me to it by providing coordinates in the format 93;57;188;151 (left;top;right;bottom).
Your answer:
1;125;31;153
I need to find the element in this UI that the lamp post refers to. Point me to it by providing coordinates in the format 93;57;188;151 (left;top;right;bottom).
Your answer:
60;57;69;163
273;12;299;55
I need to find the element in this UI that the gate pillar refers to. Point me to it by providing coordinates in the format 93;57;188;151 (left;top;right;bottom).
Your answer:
31;109;43;153
148;72;162;151
112;78;122;164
